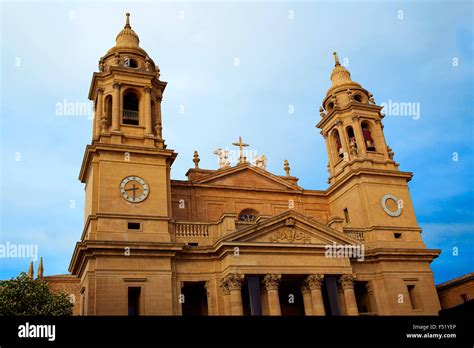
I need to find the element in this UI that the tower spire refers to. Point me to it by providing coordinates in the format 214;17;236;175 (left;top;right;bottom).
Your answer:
27;260;34;279
125;12;131;28
333;52;341;66
37;257;44;278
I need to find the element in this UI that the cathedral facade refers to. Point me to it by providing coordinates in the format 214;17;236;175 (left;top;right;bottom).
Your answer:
51;14;442;315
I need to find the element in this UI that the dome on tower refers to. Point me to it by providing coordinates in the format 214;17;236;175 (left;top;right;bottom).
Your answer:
326;52;361;96
115;13;140;48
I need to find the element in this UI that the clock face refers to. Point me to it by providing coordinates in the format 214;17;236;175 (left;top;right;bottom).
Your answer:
381;194;403;217
120;176;149;203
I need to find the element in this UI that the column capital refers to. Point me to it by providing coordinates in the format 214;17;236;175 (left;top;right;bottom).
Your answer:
339;274;356;290
300;281;311;295
263;274;281;291
222;273;244;291
112;82;121;90
97;87;104;94
306;274;324;290
334;120;343;127
219;279;230;295
144;86;152;93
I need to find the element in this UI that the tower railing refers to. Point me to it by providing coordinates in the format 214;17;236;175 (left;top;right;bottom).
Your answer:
123;109;139;123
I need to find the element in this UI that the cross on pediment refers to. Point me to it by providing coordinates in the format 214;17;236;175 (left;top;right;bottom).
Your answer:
232;136;249;164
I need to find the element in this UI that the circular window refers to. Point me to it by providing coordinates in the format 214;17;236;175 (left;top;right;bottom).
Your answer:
381;194;402;217
238;209;258;222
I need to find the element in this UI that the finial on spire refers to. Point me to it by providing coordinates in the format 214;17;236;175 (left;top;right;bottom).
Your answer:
333;52;340;67
37;257;44;279
28;260;34;279
284;159;291;176
125;12;131;28
193;150;200;169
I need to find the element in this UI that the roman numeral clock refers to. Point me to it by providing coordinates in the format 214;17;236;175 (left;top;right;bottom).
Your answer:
120;176;149;203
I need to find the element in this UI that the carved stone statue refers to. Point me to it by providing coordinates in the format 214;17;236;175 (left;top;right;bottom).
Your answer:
114;52;120;66
214;148;231;169
98;57;104;72
254;154;267;170
145;56;151;72
368;93;376;105
319;106;326;117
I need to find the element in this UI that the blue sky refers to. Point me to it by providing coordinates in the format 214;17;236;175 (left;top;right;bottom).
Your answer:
0;0;472;284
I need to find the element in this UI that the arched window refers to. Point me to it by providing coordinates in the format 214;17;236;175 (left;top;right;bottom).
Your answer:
125;57;139;68
123;91;139;126
105;95;112;127
332;129;343;160
346;126;357;149
238;209;258;223
353;94;362;103
361;121;376;151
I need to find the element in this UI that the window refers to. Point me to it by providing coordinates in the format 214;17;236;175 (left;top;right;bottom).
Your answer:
128;222;141;230
394;232;402;239
238;209;258;223
361;121;376;151
353;94;362;103
407;285;420;310
123;91;139;125
105;95;112;127
343;208;350;223
128;287;141;316
188;242;199;247
461;294;468;303
125;58;138;68
332;129;343;160
346;126;357;150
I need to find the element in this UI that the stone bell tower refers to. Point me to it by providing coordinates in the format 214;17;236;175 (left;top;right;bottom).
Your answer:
71;13;178;315
317;53;425;249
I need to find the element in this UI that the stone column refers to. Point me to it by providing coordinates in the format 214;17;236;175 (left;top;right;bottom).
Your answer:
323;133;335;175
300;280;314;316
306;274;326;316
219;280;231;315
111;83;121;131
338;285;347;316
374;119;389;157
335;121;348;161
263;274;281;316
95;88;104;137
222;273;244;316
144;87;152;135
351;115;366;157
154;96;163;138
366;281;378;314
340;274;359;316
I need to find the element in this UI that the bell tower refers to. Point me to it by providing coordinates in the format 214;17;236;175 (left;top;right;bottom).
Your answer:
79;13;177;243
317;53;425;249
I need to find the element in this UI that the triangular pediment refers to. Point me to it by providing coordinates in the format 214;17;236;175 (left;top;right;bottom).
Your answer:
220;210;359;246
194;164;301;191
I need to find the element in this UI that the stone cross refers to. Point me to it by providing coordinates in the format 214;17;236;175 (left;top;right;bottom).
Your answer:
232;136;249;164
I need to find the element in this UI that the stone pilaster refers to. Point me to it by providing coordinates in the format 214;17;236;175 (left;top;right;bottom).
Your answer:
340;274;358;316
222;273;244;316
111;83;121;131
263;274;281;316
300;281;313;316
306;274;326;315
219;279;231;315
